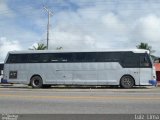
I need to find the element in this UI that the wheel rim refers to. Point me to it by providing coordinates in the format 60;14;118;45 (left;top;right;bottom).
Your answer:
33;79;40;87
121;76;133;88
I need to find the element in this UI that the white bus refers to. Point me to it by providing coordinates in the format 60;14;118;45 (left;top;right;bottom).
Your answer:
1;49;157;88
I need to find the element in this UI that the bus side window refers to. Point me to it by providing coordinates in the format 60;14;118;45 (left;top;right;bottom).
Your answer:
122;56;139;67
28;54;40;63
7;54;17;63
50;53;68;62
40;54;50;63
73;53;86;62
121;52;139;68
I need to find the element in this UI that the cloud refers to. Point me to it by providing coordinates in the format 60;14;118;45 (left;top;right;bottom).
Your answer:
0;37;22;62
130;15;160;56
1;0;160;59
133;15;160;42
49;30;96;49
49;9;129;50
48;3;160;56
101;13;127;35
48;10;98;50
0;0;15;17
0;1;8;11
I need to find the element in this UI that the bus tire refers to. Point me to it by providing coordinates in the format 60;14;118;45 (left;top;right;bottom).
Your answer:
120;75;134;89
30;76;43;88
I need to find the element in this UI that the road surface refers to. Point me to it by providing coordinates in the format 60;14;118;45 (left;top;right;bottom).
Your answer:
0;85;160;114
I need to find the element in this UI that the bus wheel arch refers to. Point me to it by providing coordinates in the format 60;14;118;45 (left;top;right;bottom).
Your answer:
30;75;43;88
120;75;135;89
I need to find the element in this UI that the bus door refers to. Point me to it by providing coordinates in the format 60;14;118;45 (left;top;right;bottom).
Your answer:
121;53;140;85
139;54;152;85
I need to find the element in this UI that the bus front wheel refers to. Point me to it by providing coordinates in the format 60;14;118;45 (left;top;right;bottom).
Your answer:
120;75;134;89
30;76;43;88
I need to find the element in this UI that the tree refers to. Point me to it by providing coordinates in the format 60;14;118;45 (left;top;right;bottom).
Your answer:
56;47;63;50
30;43;47;50
136;42;157;61
136;42;155;54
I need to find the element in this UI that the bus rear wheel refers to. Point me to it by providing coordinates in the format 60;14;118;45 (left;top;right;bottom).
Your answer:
30;76;43;88
120;75;134;89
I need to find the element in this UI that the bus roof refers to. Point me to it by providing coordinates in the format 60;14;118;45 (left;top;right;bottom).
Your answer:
8;49;150;54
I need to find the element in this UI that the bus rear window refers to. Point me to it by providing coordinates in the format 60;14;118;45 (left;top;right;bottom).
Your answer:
6;54;28;63
6;54;17;63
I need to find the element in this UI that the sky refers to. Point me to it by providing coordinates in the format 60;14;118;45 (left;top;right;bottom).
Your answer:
1;0;160;62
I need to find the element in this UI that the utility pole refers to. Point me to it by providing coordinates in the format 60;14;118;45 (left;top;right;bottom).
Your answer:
43;6;53;49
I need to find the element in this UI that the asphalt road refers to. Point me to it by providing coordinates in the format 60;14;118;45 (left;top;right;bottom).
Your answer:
0;85;160;114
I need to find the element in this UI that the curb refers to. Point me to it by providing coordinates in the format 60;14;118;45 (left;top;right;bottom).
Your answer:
0;84;13;87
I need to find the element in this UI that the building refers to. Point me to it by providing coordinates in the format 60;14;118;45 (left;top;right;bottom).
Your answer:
154;63;160;85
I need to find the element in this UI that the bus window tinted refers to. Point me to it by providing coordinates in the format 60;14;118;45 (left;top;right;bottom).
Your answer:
140;53;151;67
28;54;40;63
6;54;16;63
122;52;139;68
97;52;121;62
72;52;96;62
50;53;73;62
6;54;28;63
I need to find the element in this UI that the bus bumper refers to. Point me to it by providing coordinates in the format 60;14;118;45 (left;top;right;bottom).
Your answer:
1;78;8;84
149;80;157;86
